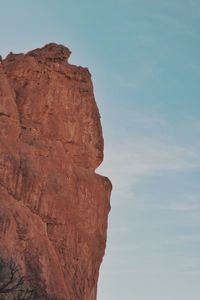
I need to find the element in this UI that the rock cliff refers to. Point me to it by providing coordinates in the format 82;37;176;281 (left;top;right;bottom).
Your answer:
0;43;112;300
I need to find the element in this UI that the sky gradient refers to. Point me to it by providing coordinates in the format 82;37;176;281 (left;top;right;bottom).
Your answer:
1;1;200;299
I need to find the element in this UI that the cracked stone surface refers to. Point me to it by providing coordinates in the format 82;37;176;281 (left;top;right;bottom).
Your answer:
0;43;112;300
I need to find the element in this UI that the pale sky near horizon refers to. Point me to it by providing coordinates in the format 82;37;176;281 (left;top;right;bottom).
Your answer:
1;1;200;299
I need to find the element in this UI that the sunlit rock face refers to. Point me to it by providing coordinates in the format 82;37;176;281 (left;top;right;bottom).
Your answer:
0;43;112;300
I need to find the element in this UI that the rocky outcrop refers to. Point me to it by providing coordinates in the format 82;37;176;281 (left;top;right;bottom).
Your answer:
0;43;112;300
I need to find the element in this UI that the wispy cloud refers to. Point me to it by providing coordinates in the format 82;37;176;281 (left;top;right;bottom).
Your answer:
164;234;200;246
115;59;160;90
98;110;200;210
98;134;200;198
138;196;200;212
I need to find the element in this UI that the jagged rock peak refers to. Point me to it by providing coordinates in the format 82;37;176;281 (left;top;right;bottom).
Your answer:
5;43;71;63
27;42;71;63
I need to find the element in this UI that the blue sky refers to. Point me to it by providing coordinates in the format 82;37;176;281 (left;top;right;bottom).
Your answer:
1;1;200;299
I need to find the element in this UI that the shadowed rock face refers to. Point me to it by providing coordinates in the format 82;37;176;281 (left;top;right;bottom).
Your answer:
0;43;112;300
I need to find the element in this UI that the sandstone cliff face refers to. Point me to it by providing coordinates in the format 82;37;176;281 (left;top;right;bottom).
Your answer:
0;43;112;300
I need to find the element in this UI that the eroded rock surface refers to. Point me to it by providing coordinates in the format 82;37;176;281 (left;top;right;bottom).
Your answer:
0;43;111;300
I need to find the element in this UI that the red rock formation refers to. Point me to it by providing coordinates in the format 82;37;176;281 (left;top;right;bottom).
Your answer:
0;43;112;300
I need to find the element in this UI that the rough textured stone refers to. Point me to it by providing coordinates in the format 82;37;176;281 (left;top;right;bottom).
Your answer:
0;43;112;300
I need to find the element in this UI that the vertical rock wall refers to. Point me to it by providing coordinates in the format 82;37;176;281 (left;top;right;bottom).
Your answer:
0;43;112;300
